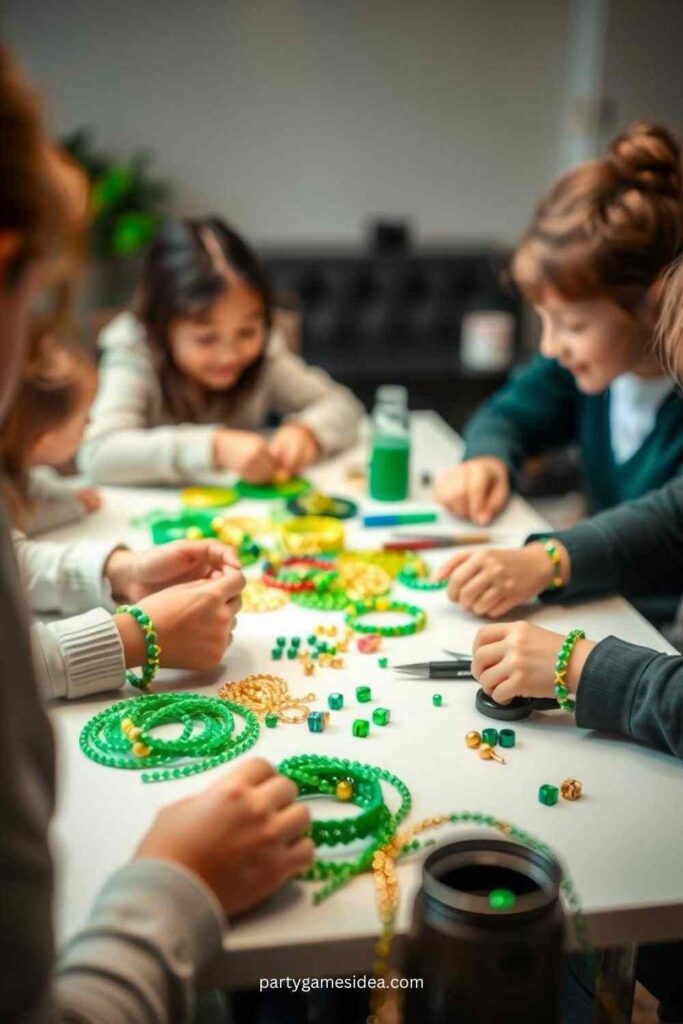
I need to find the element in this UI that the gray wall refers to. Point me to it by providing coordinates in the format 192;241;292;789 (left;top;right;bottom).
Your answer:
3;0;571;246
4;1;681;247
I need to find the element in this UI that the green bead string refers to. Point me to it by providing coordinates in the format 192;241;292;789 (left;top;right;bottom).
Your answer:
345;598;427;637
397;563;448;591
80;693;259;783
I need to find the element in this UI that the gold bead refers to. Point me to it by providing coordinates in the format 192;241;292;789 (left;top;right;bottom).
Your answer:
561;778;583;801
479;743;505;764
336;780;353;801
331;657;344;669
304;662;315;677
120;717;134;735
466;730;481;748
185;526;204;540
128;726;142;741
211;515;225;533
132;742;151;757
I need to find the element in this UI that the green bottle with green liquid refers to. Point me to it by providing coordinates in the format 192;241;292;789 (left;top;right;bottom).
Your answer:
369;385;411;501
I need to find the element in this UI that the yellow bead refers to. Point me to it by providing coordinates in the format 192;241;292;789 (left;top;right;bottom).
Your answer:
128;726;142;741
331;657;344;669
132;742;151;757
120;717;134;735
336;780;353;801
211;515;225;532
376;597;389;611
185;526;204;540
466;730;481;749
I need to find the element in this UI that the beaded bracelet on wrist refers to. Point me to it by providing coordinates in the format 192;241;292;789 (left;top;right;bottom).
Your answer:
554;628;585;713
115;604;161;690
541;539;563;591
345;597;427;637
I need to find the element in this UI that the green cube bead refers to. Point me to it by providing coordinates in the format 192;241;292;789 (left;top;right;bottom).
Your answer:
307;635;317;645
352;718;370;738
499;728;516;748
539;784;559;806
287;649;298;660
378;657;388;669
276;637;286;647
271;648;283;660
328;692;344;710
481;727;499;746
356;686;372;703
265;713;278;728
372;707;390;726
308;711;326;733
432;693;443;707
291;637;301;648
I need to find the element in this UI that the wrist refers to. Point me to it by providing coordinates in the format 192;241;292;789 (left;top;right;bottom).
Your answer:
532;539;571;591
104;547;134;602
114;604;162;689
114;612;147;668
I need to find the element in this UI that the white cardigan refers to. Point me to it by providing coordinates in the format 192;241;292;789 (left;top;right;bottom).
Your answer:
79;312;364;485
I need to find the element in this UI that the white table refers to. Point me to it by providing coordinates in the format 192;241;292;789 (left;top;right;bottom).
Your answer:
48;412;683;1002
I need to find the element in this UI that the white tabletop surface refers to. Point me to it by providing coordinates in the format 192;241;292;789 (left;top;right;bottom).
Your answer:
48;411;683;987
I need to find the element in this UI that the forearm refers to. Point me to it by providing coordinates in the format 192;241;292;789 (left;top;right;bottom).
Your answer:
56;859;226;1024
530;476;683;603
576;636;683;758
79;425;218;485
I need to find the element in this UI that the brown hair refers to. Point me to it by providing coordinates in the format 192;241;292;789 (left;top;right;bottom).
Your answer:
134;216;273;424
512;122;683;311
0;334;94;524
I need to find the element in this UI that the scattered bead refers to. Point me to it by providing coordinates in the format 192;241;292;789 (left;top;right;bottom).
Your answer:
499;728;516;748
372;707;391;727
308;711;329;733
561;778;583;801
185;525;204;540
276;637;286;647
287;649;298;660
336;780;354;801
539;784;559;806
331;657;344;669
271;648;283;660
356;686;372;703
479;743;505;764
307;635;317;645
265;712;278;728
304;662;316;677
328;693;344;710
378;657;389;669
481;728;499;747
465;730;481;749
352;719;370;738
432;694;443;707
357;633;382;654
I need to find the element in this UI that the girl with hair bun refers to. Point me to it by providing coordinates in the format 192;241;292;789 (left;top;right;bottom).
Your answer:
436;121;683;529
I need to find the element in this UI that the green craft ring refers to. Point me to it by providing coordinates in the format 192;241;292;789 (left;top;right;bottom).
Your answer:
235;477;312;500
150;510;217;545
180;486;240;509
345;598;427;637
286;494;358;520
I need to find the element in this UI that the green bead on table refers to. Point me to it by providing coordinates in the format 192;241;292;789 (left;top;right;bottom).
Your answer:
291;637;301;648
356;686;372;703
265;712;279;728
308;711;329;734
378;657;388;669
481;727;499;746
432;694;443;707
372;707;390;726
352;719;370;738
287;649;298;660
539;784;559;806
499;728;516;748
307;635;317;645
328;693;344;710
271;648;283;660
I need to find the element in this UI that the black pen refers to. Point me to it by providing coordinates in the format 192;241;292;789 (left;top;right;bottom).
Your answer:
394;660;473;680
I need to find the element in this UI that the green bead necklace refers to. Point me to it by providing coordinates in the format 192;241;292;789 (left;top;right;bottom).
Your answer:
80;693;259;783
345;597;427;638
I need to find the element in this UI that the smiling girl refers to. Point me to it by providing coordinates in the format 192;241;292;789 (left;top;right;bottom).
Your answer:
79;217;363;485
436;121;683;525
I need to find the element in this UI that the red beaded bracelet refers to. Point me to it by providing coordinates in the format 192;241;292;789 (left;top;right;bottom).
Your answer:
262;557;338;593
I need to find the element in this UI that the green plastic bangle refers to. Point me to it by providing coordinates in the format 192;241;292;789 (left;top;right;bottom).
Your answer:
553;628;585;713
235;477;311;500
115;605;161;691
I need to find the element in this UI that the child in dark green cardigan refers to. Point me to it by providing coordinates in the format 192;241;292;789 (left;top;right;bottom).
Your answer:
436;121;683;524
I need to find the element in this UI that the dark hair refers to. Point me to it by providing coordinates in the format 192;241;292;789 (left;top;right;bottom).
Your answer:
134;216;273;422
512;121;683;311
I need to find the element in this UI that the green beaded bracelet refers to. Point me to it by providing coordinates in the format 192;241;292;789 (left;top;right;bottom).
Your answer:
553;628;585;713
345;597;427;637
397;563;448;591
541;538;563;591
115;605;161;691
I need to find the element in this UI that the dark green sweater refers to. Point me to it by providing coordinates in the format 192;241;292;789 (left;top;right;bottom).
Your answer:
528;478;683;758
464;354;683;512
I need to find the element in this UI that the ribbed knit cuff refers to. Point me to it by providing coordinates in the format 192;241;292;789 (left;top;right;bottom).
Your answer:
173;425;220;477
48;608;125;699
60;542;120;615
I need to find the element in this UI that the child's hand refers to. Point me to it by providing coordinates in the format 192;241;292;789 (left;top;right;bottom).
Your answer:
435;457;510;525
213;428;277;483
106;541;243;604
269;422;320;476
435;542;566;618
472;621;595;704
136;757;313;917
115;574;243;673
77;487;102;513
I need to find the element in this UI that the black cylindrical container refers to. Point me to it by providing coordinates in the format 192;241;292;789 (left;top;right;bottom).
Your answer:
404;835;565;1024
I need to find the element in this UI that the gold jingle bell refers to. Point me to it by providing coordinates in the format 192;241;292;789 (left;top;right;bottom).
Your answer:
561;778;583;801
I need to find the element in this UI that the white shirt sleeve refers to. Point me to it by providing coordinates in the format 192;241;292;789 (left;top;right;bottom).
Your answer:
13;530;120;616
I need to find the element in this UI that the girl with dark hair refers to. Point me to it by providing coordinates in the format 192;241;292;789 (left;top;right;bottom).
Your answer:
436;121;683;528
80;216;363;485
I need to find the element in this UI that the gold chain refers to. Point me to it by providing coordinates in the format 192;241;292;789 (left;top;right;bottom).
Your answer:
218;673;315;724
